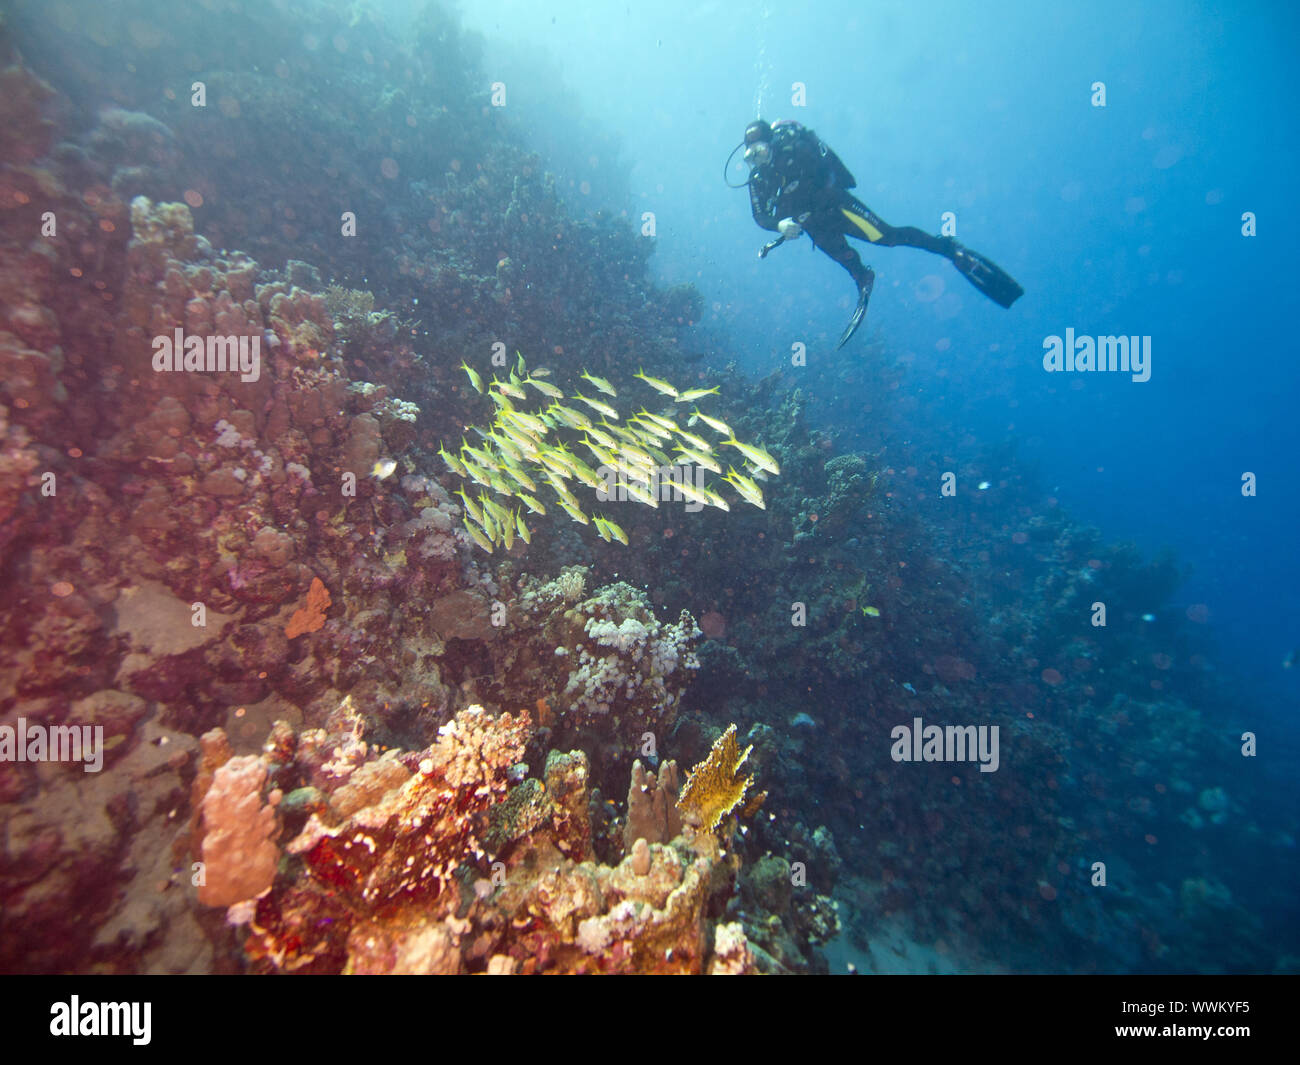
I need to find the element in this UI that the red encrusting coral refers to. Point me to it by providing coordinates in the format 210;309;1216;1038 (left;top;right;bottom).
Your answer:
284;577;331;638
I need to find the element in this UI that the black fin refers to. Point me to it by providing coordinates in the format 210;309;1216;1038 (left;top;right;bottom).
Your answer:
837;273;874;349
952;246;1024;308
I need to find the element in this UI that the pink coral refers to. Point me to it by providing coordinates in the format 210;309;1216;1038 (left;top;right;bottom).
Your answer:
197;754;280;908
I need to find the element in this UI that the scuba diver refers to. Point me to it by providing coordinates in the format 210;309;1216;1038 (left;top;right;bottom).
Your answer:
730;118;1024;348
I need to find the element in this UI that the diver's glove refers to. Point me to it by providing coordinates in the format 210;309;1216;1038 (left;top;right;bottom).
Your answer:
759;213;810;258
836;268;875;350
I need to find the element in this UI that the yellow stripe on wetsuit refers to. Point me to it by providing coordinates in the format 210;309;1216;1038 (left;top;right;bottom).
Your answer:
841;206;884;242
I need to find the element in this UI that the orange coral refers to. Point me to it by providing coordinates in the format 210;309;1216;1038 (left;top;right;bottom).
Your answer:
285;577;331;638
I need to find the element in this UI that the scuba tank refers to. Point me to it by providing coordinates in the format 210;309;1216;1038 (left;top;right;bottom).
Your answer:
770;119;858;190
818;138;857;190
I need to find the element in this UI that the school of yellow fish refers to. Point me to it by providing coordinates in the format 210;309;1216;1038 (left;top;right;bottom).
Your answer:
441;352;781;553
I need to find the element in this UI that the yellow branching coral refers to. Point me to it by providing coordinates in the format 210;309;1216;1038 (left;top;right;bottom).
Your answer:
676;724;754;832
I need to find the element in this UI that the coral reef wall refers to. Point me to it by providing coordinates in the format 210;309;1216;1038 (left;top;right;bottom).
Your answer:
0;8;737;973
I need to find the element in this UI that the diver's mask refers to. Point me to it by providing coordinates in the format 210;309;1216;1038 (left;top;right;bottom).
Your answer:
743;140;771;168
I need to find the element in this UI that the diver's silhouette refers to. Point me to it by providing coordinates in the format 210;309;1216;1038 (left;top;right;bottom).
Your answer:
736;119;1024;347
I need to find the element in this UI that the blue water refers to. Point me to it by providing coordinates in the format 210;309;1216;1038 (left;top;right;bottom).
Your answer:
456;0;1300;722
443;1;1300;968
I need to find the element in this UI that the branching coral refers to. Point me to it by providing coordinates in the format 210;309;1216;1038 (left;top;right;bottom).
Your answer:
556;565;586;603
561;583;701;723
676;724;755;832
323;284;376;322
504;575;701;748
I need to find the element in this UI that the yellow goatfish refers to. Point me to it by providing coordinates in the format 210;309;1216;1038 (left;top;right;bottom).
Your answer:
673;444;722;475
496;420;541;457
579;436;619;469
624;479;660;509
702;487;731;512
580;370;618;397
547;403;593;432
628;425;667;450
629;420;672;445
634;367;679;398
501;409;549;436
725;466;766;509
438;444;468;478
573;392;620;420
486;389;515;412
460;360;484;393
463;515;494;553
488;431;523;465
672;478;713;508
460;440;494;468
723;437;780;476
461;459;493;489
586;424;620;450
675;385;720;403
558;499;590;525
455;490;484;526
502;462;538;493
491;375;528;401
636;409;679;432
481;494;512;527
602;515;629;545
690;409;733;437
673;426;714;454
525;375;565;400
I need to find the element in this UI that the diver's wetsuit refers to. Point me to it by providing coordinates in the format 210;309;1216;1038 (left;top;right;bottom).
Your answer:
746;119;1022;345
748;121;952;286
